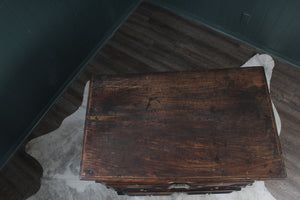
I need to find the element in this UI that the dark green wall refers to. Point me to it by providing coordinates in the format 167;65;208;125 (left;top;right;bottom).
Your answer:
0;0;141;169
149;0;300;68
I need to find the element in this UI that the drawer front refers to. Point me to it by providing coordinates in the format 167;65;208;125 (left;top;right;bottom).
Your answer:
103;181;253;195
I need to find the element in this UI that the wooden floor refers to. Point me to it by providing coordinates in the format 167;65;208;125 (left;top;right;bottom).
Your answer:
0;2;299;200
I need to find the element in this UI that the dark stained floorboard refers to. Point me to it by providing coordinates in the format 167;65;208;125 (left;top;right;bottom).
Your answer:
0;1;299;200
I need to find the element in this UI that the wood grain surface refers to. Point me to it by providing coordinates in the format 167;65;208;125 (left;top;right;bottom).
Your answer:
80;67;286;184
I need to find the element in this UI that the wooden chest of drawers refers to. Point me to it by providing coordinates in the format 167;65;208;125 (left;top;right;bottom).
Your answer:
80;67;286;195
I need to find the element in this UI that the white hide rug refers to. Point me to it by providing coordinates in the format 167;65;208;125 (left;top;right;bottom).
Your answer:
26;54;281;200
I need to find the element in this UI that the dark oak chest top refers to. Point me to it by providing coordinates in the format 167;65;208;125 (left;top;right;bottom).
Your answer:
80;67;286;195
